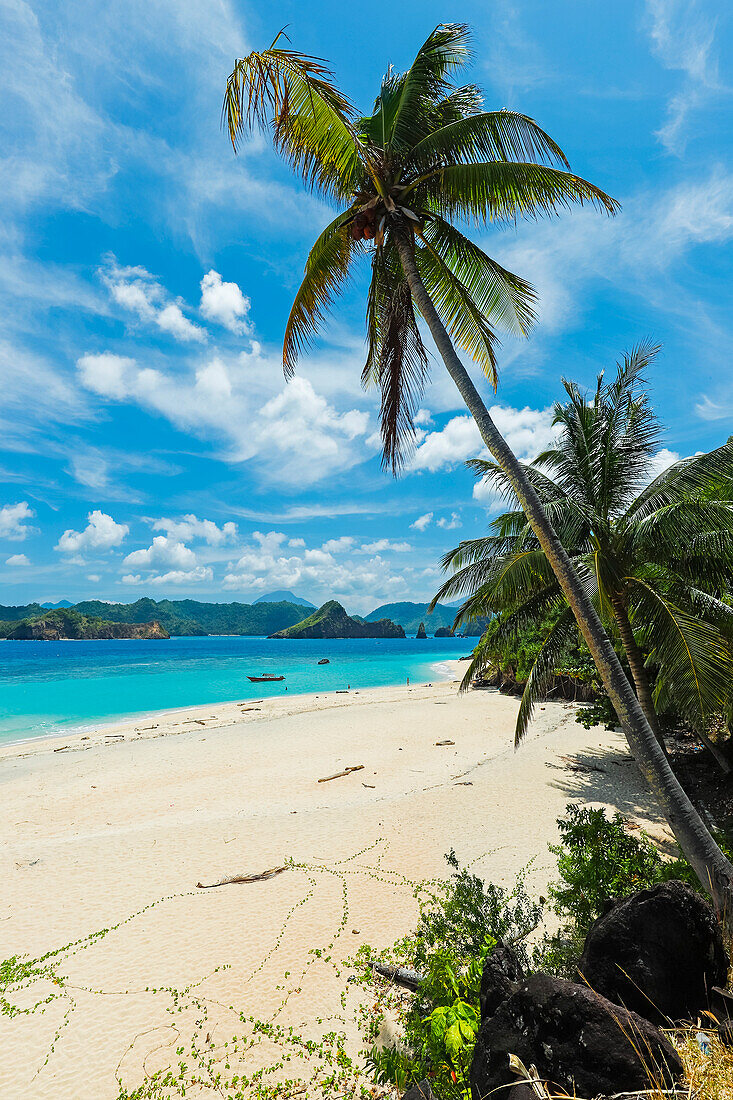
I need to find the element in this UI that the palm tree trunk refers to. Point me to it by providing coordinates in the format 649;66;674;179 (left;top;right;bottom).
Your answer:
609;594;667;753
394;230;733;910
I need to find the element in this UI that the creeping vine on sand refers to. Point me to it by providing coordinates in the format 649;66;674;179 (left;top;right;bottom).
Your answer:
2;839;450;1098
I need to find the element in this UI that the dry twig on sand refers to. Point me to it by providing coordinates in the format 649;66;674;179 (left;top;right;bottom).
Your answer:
196;865;288;889
317;765;364;783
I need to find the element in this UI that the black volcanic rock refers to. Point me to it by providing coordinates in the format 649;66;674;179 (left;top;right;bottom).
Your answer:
268;601;405;639
401;1081;436;1100
479;942;524;1021
579;879;728;1023
470;972;682;1098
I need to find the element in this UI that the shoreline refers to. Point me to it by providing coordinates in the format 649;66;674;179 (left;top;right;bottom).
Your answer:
0;657;461;758
1;669;671;1099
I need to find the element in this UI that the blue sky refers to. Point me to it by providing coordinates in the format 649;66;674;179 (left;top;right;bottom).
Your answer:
1;0;731;613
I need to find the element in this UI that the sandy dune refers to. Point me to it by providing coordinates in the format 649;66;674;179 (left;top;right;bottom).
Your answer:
0;671;670;1098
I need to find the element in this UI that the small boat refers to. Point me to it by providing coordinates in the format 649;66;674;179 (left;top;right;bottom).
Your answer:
247;674;285;682
317;658;330;665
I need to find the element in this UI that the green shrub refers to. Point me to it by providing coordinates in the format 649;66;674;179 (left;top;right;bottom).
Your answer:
549;804;665;929
360;853;542;1099
536;803;730;976
575;692;618;730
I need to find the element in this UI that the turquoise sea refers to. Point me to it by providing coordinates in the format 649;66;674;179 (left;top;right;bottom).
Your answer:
0;634;468;744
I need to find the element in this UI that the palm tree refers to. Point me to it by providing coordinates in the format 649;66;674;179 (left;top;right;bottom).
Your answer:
223;25;733;904
434;347;733;756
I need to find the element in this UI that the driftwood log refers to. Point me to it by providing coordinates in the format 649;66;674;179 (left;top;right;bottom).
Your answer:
369;960;423;991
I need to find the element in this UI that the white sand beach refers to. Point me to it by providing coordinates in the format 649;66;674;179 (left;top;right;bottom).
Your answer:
0;668;672;1098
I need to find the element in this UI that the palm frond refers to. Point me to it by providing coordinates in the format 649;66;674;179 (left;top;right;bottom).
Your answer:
515;608;577;745
628;438;733;519
420;216;536;336
629;500;733;564
405;110;570;175
362;246;428;472
627;577;733;729
490;585;565;643
224;43;368;199
413;234;500;387
410;161;619;225
283;211;358;375
389;24;472;150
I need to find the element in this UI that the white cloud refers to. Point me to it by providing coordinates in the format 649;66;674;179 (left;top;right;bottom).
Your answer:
696;395;732;421
221;531;415;614
257;377;371;482
414;408;434;427
646;447;681;482
200;270;252;334
77;347;374;487
437;512;462;530
0;501;35;540
358;539;412;553
100;258;206;343
322;536;355;553
5;553;30;566
56;510;129;553
646;0;721;154
409;405;556;474
123;535;196;569
472;477;503;508
410;417;481;472
288;537;306;548
152;514;237;546
410;512;433;532
87;573;101;583
78;352;135;399
156;302;205;343
122;565;213;586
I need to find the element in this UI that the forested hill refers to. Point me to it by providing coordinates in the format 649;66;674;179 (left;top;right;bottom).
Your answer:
0;598;309;637
269;601;405;639
73;598;309;636
2;609;169;641
0;598;492;637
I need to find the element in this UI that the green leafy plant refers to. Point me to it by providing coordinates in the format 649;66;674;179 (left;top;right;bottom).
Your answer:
537;803;733;976
358;853;541;1097
575;691;618;730
549;804;665;930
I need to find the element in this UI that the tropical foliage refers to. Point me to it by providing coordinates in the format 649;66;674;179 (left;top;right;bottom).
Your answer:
358;813;708;1095
434;348;733;744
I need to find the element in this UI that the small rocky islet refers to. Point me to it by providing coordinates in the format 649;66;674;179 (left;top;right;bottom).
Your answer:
268;600;405;639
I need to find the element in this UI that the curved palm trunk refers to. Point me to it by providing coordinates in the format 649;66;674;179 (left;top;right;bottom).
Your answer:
609;594;667;755
395;231;733;910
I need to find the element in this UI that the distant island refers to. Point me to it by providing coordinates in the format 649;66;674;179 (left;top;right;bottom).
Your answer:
253;590;316;608
0;596;486;638
0;597;310;639
269;601;405;639
364;601;488;636
2;609;169;641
